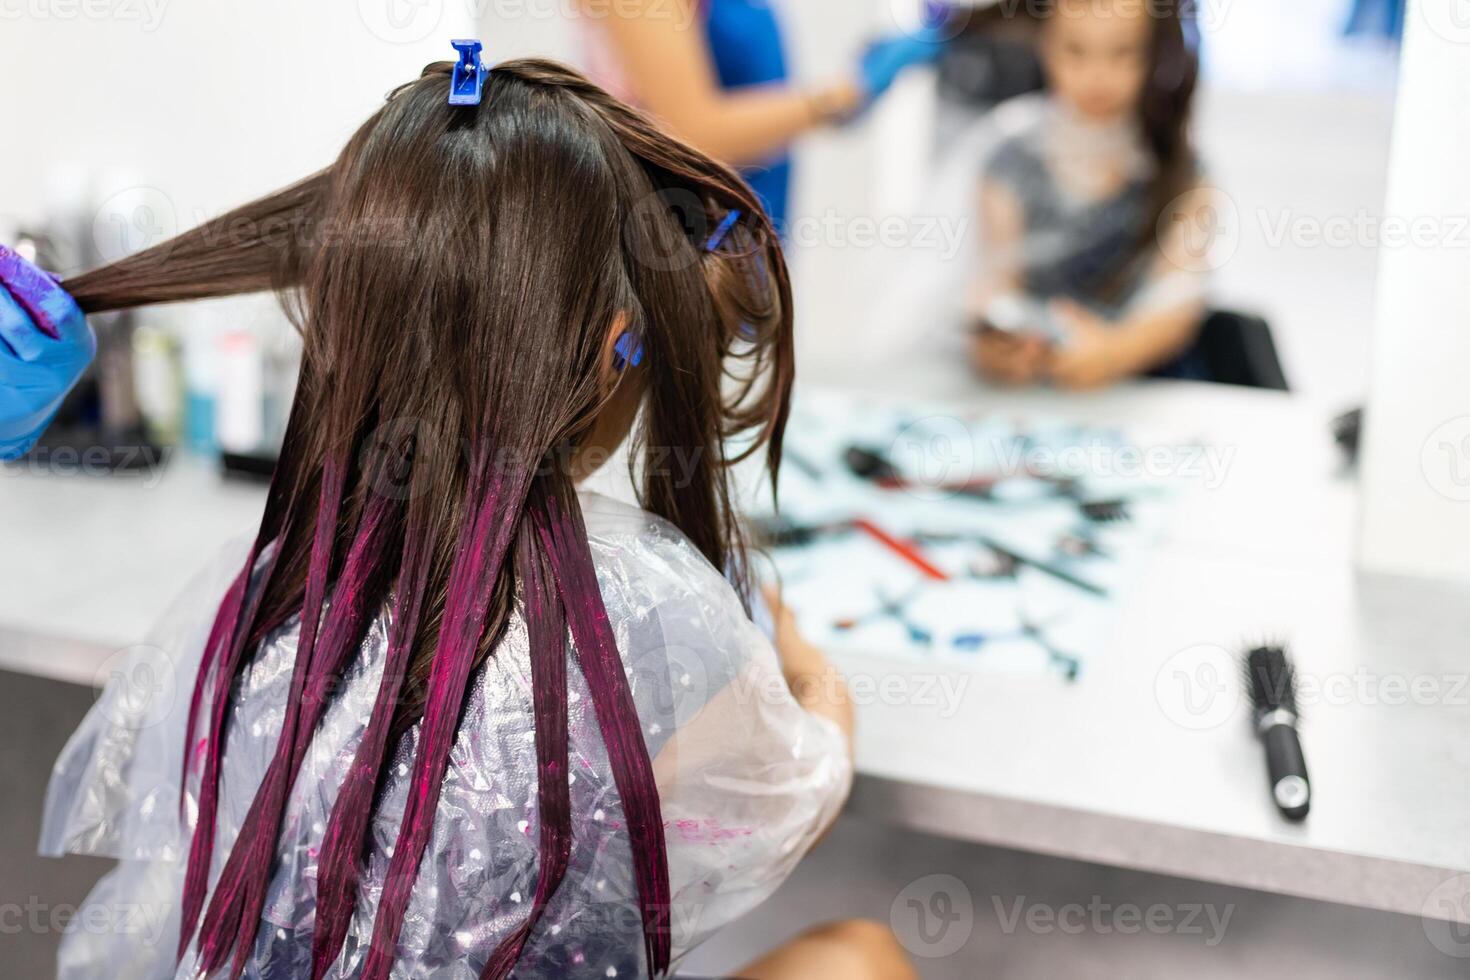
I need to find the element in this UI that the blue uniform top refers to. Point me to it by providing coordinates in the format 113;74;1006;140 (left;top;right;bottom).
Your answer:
703;0;792;232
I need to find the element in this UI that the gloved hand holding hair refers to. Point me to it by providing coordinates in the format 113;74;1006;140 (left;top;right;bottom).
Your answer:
0;245;96;460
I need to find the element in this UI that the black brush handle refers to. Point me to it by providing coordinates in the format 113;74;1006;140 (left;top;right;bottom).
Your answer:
1262;722;1311;820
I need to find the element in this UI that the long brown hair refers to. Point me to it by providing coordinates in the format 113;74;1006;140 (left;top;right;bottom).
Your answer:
1134;0;1200;274
1033;0;1200;297
63;58;792;979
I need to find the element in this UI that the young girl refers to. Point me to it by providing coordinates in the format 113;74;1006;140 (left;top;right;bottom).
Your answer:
23;56;913;980
970;0;1212;389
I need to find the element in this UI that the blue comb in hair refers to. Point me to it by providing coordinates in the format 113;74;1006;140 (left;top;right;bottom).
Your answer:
612;210;744;371
448;39;487;106
704;210;761;339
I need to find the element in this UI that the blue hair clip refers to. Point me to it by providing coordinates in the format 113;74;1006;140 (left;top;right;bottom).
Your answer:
613;331;644;371
704;209;742;252
448;39;487;106
612;210;743;371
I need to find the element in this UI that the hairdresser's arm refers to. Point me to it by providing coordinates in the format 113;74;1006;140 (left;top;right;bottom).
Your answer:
969;179;1048;386
762;585;854;754
587;0;863;166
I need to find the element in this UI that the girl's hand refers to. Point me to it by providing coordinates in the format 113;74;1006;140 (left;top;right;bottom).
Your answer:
760;585;854;749
761;584;827;684
970;327;1049;387
1046;300;1133;390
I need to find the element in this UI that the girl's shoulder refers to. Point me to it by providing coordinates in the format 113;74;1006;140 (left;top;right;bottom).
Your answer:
983;93;1055;182
990;92;1055;143
579;491;715;570
578;489;769;656
578;490;743;612
578;488;675;539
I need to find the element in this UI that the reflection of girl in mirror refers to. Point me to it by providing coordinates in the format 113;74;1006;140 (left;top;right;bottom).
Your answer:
970;0;1213;390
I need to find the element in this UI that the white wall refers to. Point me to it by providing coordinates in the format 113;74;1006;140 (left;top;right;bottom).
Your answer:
0;1;474;258
1357;0;1470;582
0;0;885;334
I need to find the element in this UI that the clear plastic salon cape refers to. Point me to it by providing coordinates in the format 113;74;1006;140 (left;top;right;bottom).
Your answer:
41;491;852;979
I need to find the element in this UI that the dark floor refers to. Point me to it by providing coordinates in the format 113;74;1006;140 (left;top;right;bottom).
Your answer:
0;669;115;977
4;667;1462;980
682;815;1467;980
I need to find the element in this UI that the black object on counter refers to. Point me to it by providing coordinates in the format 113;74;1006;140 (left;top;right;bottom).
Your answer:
1244;644;1311;821
1332;407;1363;466
844;446;903;485
221;450;278;483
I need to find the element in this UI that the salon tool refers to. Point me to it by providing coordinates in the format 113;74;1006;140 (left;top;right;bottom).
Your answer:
915;526;1112;573
840;520;1105;599
833;582;1080;681
851;518;949;581
844;444;1009;500
835;585;932;646
1056;527;1110;560
750;515;850;548
975;535;1107;598
782;446;822;480
844;445;903;484
1244;644;1311;821
448;39;488;106
962;546;1019;581
1079;498;1130;524
843;443;1095;505
1016;610;1082;681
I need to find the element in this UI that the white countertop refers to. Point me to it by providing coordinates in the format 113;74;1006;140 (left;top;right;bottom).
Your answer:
3;363;1467;926
0;457;266;682
814;361;1470;925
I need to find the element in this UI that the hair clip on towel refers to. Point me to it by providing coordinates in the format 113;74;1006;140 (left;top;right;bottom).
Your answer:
448;39;488;106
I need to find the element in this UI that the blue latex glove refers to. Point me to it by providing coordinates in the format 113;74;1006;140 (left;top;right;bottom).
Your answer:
0;245;96;460
858;31;944;104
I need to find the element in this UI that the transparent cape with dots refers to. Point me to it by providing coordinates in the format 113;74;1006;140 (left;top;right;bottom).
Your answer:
41;491;852;979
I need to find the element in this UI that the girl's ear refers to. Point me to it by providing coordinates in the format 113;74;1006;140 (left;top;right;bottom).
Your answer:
571;311;646;484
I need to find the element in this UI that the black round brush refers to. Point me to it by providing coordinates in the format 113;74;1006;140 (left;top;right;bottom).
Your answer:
1244;644;1311;820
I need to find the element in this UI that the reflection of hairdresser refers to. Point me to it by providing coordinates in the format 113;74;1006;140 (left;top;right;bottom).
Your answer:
970;0;1213;390
0;247;95;460
580;0;941;231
